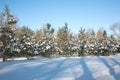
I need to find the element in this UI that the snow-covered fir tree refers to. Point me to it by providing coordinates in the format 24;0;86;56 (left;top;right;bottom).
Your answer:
19;26;37;59
56;23;71;56
1;6;120;60
38;23;55;57
0;5;18;61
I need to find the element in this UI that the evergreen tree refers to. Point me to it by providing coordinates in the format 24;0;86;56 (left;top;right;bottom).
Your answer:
19;26;36;59
38;23;55;57
34;29;43;42
78;27;85;40
0;5;18;61
78;28;87;56
56;23;70;56
97;28;107;39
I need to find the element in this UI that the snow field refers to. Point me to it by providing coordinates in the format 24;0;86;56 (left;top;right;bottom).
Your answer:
0;54;120;80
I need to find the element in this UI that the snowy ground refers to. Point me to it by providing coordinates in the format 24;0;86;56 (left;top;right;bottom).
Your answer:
0;54;120;80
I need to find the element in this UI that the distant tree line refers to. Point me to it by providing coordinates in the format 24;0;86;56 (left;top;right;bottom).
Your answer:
0;6;120;61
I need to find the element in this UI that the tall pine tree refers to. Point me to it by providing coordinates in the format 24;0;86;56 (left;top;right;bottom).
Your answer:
0;5;18;61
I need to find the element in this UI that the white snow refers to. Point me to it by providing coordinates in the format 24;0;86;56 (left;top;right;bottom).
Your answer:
0;54;120;80
46;45;51;49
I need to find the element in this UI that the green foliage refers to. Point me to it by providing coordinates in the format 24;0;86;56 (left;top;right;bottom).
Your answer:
0;5;18;61
1;5;120;60
21;26;34;36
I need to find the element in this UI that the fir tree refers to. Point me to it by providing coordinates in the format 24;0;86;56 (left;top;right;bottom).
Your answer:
19;26;36;59
0;5;18;61
38;23;55;57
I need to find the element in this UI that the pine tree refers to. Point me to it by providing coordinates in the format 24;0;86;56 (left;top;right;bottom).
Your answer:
19;26;36;59
97;28;107;39
56;23;70;56
34;29;43;42
38;23;55;57
0;5;18;61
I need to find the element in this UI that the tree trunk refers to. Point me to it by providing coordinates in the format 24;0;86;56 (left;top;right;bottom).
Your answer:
3;55;6;62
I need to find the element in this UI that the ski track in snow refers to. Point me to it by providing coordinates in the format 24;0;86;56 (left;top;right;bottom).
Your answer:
0;55;120;80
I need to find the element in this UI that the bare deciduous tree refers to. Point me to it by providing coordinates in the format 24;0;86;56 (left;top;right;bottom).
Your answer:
110;23;120;39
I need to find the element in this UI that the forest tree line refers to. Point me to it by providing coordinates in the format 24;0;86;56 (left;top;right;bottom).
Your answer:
0;6;120;61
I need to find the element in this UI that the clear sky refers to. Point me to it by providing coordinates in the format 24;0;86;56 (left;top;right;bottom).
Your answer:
0;0;120;34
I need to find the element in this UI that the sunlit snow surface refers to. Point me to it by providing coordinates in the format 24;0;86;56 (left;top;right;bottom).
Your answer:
0;54;120;80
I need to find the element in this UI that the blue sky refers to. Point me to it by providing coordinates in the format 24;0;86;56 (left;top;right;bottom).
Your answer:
0;0;120;34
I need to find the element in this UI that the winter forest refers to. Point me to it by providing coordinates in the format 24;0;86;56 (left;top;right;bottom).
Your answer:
0;6;120;62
